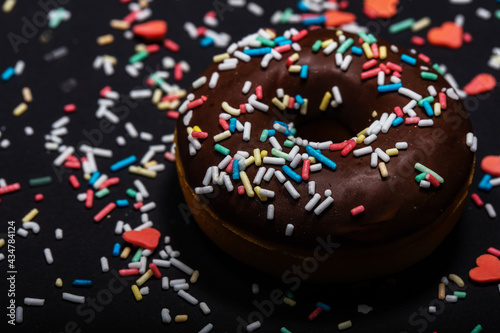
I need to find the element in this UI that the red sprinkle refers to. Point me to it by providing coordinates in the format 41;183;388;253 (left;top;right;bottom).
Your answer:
487;247;500;257
463;32;473;43
164;39;180;52
386;62;402;73
191;131;208;139
255;85;263;99
164;152;176;162
69;175;80;189
94;203;116;222
341;140;357;157
394;106;404;118
146;77;155;87
196;26;207;37
187;98;204;109
145;44;160;54
329;141;349;151
174;63;183;81
85;189;94;209
302;159;311;181
100;86;112;98
379;63;391;75
64;104;76;113
149;263;162;278
226;158;235;173
425;173;440;188
35;194;44;202
470;193;484;207
219;118;230;131
166;111;179;119
119;268;139;276
274;44;291;53
239;104;247;114
405;117;420;125
64;160;81;169
99;177;120;190
362;59;378;70
411;36;426;46
291;29;308;42
418;53;430;63
237;186;245;195
162;94;180;102
287;96;295;109
392;71;401;78
371;43;379;58
134;202;144;210
308;307;323;321
123;10;139;24
351;205;365;216
361;67;381;80
439;92;447;109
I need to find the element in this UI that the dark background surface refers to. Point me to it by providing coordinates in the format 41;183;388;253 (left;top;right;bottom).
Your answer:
0;0;499;332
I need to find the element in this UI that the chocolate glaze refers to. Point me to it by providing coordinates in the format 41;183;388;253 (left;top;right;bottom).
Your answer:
176;29;474;250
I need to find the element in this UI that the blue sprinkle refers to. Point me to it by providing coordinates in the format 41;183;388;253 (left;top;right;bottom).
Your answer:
295;95;305;105
377;83;403;93
243;47;272;56
351;46;363;56
282;165;302;183
276;39;292;46
73;279;92;287
112;243;121;257
422;100;434;117
1;67;15;81
268;129;276;137
110;155;137;172
297;1;310;11
479;174;492;191
274;36;288;44
232;160;240;180
229;118;237;133
401;54;417;66
88;172;101;186
200;37;214;48
300;65;309;79
306;145;336;170
392;117;404;127
116;199;129;207
302;15;326;26
316;302;331;311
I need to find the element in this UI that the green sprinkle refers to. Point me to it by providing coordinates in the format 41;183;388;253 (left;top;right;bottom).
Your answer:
367;33;378;44
48;8;66;29
389;18;415;34
95;188;110;199
260;129;269;142
415;172;427;182
214;144;230;156
290;128;297;136
421;72;438;81
471;324;483;333
280;8;293;24
256;36;275;47
149;74;166;86
283;140;295;148
312;40;322;53
285;290;294;299
131;248;143;262
129;50;149;64
271;148;288;160
126;188;137;198
432;63;445;75
29;176;52;187
454;291;466;299
280;328;292;333
414;163;444;183
336;38;354;54
357;31;371;44
418;96;435;107
495;9;500;21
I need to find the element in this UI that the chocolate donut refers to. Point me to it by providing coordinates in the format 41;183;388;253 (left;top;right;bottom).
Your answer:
175;28;475;282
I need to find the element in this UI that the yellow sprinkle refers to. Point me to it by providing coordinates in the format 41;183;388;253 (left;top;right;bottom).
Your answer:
55;278;63;288
438;283;445;300
371;110;378;118
136;269;154;287
186;127;193;135
213;130;231;142
282;95;290;108
22;208;39;222
386;148;399;156
308;157;317;164
283;297;296;306
362;42;373;59
321;39;334;48
157;101;172;110
84;173;91;181
175;315;188;323
0;238;4;248
139;0;148;8
213;52;230;63
135;43;146;53
97;34;114;46
356;135;365;144
434;102;441;117
2;0;16;13
169;100;180;110
13;102;28;117
129;166;157;178
338;320;353;330
254;148;262;166
379;162;388;178
336;29;343;37
152;88;162;104
379;45;387;60
288;65;301;73
244;156;255;168
300;98;308;115
357;128;368;137
412;17;431;32
144;160;158;169
448;273;465;287
110;19;130;30
288;53;300;64
102;55;117;65
190;270;200;284
272;97;286;110
265;28;276;39
120;246;131;259
131;285;142;301
221;101;240;116
240;171;254;197
260;150;268;158
254;186;268;202
192;126;202;132
22;87;33;103
319;91;332;111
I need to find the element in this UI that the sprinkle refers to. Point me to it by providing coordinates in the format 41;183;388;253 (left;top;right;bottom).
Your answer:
378;162;388;178
314;196;334;215
445;295;458;303
73;279;92;287
448;273;465;287
284;181;300;199
401;54;417;65
246;321;261;332
471;193;484;207
29;176;52;187
93;202;116;222
24;298;45;306
282;165;302;183
378;83;402;93
131;285;142;301
22;208;39;222
485;203;497;219
421;72;438;81
351;205;365;216
389;18;415;34
44;248;54;264
306;145;336;170
214;143;230;156
336;38;354;54
414;163;444;183
338;320;353;331
471;325;483;333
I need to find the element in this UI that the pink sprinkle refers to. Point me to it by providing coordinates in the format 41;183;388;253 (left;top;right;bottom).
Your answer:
99;177;120;190
100;86;112;98
411;36;426;46
94;202;116;222
69;175;80;189
487;247;500;257
329;141;349;151
167;111;179;119
133;202;143;210
463;32;473;43
405;117;420;125
371;43;379;58
123;10;139;24
164;152;176;162
196;26;207;37
64;104;76;113
191;131;208;139
85;189;94;209
274;44;291;53
418;53;430;63
237;186;245;195
164;39;180;52
174;63;183;81
351;205;365;216
386;62;402;73
362;59;378;70
361;67;381;80
35;194;44;202
302;159;310;181
439;92;447;109
291;29;308;42
470;193;484;207
219;118;229;130
392;71;401;78
239;104;247;114
187;98;204;109
146;77;155;86
340;140;356;157
145;44;160;53
379;63;391;75
287;96;295;109
255;85;263;99
394;106;404;118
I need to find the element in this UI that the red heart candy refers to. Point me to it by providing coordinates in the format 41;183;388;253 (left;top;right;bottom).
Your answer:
133;20;167;40
463;73;496;95
427;22;463;49
123;228;161;250
469;254;500;283
363;0;399;19
481;155;500;176
324;10;357;27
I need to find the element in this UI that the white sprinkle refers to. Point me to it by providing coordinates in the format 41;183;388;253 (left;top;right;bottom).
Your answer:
305;193;322;211
445;295;458;303
24;298;45;306
446;88;459;100
247;2;264;16
476;7;491;20
285;224;294;236
335;52;343;67
93;174;108;190
199;323;214;333
332;86;343;104
395;142;408;150
269;136;282;151
263;157;285;165
470;136;478;153
310;163;322;172
263;168;275;182
308;181;316;195
429;306;436;313
178;290;199;305
140;202;156;213
427;85;437;96
125;122;138;138
125;64;139;77
398;87;422;101
377;70;386;86
420;180;431;188
364;134;377;145
15;60;26;75
153;259;171;268
253;167;266;185
266;204;275;220
192;76;207;89
140;131;153;141
353;146;373;157
284;181;300;199
161;308;172;323
340;55;352;71
23;222;40;234
358;304;373;314
375;148;390;163
248;94;269;112
382;113;397;133
170;258;194;275
485;203;497;219
370;152;378;168
323;41;338;55
24;126;34;136
53;146;74;166
274;170;287;183
16;306;23;324
52;116;70;129
243;122;251;141
200;302;211;315
418;119;434;127
441;276;449;285
55;228;63;240
314;196;334;215
129;89;152;99
63;292;85;304
17;228;28;237
139;286;150;295
246;321;262;332
259;188;274;198
209;72;219;89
